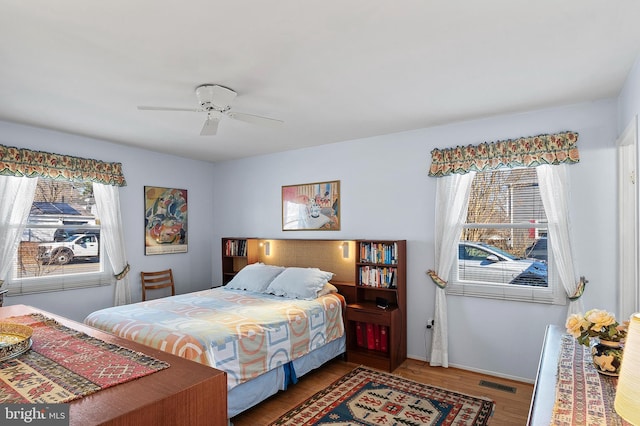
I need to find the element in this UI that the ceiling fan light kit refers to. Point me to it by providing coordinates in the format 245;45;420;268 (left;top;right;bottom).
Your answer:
138;84;283;136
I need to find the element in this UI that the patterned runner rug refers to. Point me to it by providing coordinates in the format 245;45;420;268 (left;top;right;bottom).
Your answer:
0;313;169;404
270;366;495;426
552;334;631;425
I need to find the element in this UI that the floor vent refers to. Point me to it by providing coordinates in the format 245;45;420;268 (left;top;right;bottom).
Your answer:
479;380;517;394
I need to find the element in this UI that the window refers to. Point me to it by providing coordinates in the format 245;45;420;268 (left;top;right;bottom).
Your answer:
7;178;111;295
447;168;563;304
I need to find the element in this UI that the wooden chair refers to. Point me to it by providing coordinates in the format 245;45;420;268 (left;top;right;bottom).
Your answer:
141;269;175;301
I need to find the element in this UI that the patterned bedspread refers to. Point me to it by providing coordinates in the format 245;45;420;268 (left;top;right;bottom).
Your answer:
84;288;345;389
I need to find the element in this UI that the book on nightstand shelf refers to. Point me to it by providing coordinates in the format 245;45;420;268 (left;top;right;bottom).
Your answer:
356;322;364;347
380;325;388;353
366;323;375;350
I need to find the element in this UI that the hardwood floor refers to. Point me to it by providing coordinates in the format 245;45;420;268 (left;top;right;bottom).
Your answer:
230;357;534;425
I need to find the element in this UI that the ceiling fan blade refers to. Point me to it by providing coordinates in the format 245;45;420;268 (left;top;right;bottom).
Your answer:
227;111;283;128
138;106;200;112
200;116;219;136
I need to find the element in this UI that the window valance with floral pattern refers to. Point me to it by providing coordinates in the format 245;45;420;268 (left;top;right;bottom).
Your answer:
428;131;579;177
0;144;126;186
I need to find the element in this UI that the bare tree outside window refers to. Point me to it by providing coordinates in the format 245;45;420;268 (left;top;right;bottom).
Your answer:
464;168;546;256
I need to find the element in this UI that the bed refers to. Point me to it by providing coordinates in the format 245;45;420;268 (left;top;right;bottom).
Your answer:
84;263;346;418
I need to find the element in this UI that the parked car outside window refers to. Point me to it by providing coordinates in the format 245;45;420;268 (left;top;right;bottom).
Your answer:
38;234;100;265
458;241;548;287
525;237;547;262
53;228;100;241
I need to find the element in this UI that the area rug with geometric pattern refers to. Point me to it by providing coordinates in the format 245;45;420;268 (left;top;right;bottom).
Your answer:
0;314;169;404
270;366;495;426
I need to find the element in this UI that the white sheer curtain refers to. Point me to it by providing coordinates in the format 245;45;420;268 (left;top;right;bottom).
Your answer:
0;175;37;291
536;164;584;316
93;183;131;306
429;171;475;367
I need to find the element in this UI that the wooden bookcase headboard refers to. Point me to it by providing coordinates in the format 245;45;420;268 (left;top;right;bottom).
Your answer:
221;238;356;285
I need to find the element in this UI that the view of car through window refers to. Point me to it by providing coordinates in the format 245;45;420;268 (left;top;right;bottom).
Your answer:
525;237;547;262
37;232;100;266
53;228;100;242
458;241;548;287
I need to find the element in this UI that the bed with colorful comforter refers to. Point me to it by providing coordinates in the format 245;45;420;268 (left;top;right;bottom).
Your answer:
85;284;345;417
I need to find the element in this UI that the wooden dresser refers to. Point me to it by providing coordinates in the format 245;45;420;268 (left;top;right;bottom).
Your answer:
527;325;562;425
0;304;228;426
528;324;628;425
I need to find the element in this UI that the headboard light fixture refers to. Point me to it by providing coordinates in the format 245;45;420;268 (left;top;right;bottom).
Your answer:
263;241;271;256
341;242;349;259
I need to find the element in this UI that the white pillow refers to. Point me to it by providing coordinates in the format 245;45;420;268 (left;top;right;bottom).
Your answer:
265;267;335;300
317;282;338;297
225;263;285;292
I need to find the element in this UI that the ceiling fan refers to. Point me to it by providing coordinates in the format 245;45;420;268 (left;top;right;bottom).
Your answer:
137;84;283;136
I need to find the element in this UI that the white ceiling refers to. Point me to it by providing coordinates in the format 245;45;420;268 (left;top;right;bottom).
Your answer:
2;1;640;163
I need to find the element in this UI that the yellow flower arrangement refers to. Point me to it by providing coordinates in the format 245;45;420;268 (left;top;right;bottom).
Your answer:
565;309;628;347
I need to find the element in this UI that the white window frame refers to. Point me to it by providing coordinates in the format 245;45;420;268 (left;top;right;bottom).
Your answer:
6;182;112;296
446;168;565;304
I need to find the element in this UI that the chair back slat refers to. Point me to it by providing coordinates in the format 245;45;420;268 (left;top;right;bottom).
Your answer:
141;269;175;301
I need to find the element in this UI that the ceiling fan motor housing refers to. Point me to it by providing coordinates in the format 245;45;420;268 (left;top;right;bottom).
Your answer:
196;84;236;112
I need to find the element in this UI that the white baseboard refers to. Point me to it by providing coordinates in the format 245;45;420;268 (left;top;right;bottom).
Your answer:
405;356;534;384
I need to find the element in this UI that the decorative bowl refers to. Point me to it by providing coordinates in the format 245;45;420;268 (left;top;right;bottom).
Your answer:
0;322;33;361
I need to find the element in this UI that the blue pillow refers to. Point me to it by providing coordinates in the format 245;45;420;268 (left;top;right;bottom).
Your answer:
265;267;335;300
225;263;285;292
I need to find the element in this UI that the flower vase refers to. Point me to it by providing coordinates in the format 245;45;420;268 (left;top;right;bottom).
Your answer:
591;339;624;376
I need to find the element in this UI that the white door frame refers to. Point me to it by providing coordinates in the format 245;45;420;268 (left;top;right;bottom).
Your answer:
617;115;639;321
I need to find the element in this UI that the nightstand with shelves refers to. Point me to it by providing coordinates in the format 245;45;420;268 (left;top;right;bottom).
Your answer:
221;238;258;285
345;240;406;372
